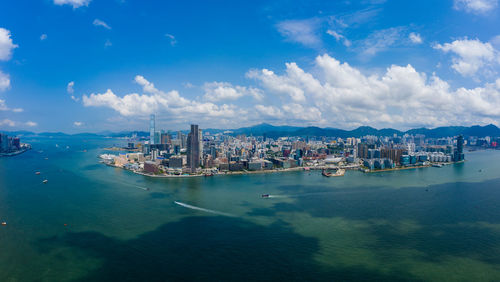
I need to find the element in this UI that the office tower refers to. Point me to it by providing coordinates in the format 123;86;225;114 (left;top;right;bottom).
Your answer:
149;114;155;145
161;132;171;144
187;124;200;173
455;135;465;161
0;133;7;152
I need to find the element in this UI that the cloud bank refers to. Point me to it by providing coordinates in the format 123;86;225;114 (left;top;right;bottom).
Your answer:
81;54;500;129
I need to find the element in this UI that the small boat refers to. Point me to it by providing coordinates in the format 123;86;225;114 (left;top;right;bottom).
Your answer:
43;180;48;184
261;194;270;198
204;173;214;177
1;222;6;226
35;171;41;175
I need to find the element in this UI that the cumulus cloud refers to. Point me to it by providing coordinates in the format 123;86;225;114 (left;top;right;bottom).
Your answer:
81;55;500;129
434;38;500;78
326;30;351;47
409;32;423;44
0;119;35;127
0;119;15;127
0;70;10;91
53;0;91;9
454;0;498;14
93;19;111;30
74;121;83;126
276;18;322;47
0;99;22;113
165;34;177;46
83;76;244;125
0;28;18;61
203;82;263;101
248;54;500;128
40;34;48;41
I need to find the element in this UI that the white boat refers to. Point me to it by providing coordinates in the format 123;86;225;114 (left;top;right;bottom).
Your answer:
43;180;48;184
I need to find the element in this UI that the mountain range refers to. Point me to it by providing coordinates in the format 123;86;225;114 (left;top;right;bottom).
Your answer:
2;123;500;138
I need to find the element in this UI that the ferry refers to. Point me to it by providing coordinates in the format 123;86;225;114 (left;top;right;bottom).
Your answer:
261;194;270;198
322;169;346;177
1;222;6;226
35;171;41;175
43;180;48;184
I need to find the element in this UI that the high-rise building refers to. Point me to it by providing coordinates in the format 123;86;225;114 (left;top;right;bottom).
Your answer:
149;114;155;145
0;133;8;152
455;135;465;162
187;124;200;173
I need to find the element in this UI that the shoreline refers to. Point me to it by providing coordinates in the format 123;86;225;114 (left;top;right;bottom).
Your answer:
104;160;463;178
0;147;31;157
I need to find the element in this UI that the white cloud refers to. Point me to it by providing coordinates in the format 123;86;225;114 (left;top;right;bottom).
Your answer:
326;30;351;47
0;119;15;127
67;81;80;101
40;34;48;41
83;76;243;124
53;0;91;9
276;18;321;47
359;27;406;58
81;55;500;129
203;82;263;101
0;119;36;127
165;34;177;46
104;39;112;47
0;28;18;61
248;54;500;128
409;32;423;44
434;38;499;78
0;70;10;91
93;19;111;30
454;0;498;14
0;99;22;113
74;121;83;126
67;81;75;94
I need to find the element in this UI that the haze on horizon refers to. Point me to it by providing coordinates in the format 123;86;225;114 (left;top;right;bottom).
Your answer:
1;0;500;133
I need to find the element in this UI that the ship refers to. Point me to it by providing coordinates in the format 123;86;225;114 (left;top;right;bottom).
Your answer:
322;169;345;177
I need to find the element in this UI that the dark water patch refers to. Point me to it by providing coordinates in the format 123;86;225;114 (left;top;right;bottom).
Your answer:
269;178;500;225
149;192;168;199
36;217;419;281
82;164;101;171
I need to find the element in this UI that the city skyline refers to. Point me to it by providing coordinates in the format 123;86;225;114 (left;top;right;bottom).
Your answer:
2;0;500;132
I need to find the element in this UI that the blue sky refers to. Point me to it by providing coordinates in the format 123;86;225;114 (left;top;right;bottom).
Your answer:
1;0;500;132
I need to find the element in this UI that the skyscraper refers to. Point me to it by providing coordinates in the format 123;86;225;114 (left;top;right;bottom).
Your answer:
149;114;155;145
187;124;200;173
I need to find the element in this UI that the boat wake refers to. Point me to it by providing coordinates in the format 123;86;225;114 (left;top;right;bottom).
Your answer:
264;191;337;199
174;201;234;217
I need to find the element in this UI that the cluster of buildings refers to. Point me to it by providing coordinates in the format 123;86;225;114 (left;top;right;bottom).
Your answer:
0;133;23;154
103;116;474;175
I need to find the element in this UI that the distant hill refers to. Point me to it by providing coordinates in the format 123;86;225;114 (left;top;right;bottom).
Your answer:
230;123;500;138
2;123;499;138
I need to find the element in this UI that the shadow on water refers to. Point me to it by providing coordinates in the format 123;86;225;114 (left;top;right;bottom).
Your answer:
249;178;500;267
36;216;418;281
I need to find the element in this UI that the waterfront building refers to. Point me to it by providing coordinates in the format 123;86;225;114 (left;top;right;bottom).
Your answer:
187;124;200;173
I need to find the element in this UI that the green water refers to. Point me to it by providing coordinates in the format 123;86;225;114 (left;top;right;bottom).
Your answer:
1;136;500;281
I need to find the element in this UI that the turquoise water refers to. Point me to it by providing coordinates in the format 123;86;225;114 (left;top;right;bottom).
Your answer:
1;136;500;281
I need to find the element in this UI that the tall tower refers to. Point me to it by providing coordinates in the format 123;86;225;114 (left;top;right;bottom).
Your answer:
187;124;200;173
149;114;155;145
